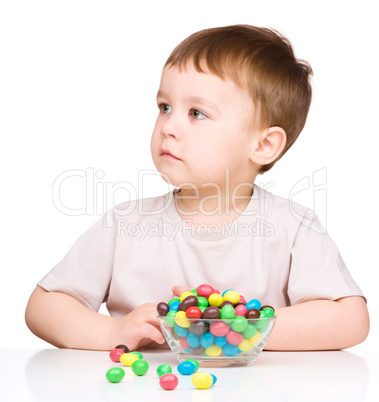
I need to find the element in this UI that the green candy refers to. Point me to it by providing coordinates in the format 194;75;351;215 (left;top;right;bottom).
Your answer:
131;359;149;376
221;305;235;319
263;307;275;317
130;351;143;359
191;288;198;296
164;310;177;327
242;323;257;338
197;296;208;308
256;319;270;333
156;364;172;377
106;367;125;383
199;305;207;313
231;316;248;332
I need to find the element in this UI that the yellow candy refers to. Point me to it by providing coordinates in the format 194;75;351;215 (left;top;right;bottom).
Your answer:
249;331;262;346
223;290;240;304
208;293;223;307
120;353;139;367
205;344;222;357
192;372;213;389
175;310;190;328
238;338;254;352
180;292;194;302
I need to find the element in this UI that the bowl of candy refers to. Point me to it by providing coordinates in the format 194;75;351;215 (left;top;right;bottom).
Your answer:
157;284;276;367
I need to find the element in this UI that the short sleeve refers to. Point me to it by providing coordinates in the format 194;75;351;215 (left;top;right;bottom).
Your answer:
287;211;365;305
37;209;117;312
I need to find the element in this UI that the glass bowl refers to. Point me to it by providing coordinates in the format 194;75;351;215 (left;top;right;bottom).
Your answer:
157;315;276;367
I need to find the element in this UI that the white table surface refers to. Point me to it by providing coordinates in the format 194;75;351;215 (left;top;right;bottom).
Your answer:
0;348;378;401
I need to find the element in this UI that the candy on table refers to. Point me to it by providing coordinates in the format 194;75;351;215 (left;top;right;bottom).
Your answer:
156;364;172;377
177;361;196;375
120;353;139;367
156;284;275;358
192;372;215;389
130;351;143;359
106;367;125;383
115;344;129;353
159;373;179;390
109;348;125;363
131;359;149;376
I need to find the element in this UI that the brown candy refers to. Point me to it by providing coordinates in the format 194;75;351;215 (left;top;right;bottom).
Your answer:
202;306;221;319
157;302;169;316
115;344;129;354
219;301;233;309
179;295;198;311
246;308;260;319
190;321;208;336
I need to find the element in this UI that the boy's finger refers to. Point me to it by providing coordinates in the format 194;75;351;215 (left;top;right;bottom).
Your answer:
140;323;165;344
172;285;193;297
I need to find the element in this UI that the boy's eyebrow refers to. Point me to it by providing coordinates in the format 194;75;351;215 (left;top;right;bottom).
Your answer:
156;90;220;113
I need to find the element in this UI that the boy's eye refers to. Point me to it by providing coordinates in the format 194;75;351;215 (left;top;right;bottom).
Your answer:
159;104;171;114
190;109;206;120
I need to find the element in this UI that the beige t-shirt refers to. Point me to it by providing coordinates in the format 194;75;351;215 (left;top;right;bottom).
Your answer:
38;185;364;317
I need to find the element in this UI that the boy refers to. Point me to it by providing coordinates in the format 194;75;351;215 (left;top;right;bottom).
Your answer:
25;25;369;351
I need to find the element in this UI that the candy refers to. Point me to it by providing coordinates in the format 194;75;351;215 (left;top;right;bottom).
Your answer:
130;351;143;359
109;348;124;363
120;353;139;367
115;344;129;354
106;367;125;383
185;358;200;372
210;374;217;386
246;299;261;311
157;364;172;377
220;304;236;319
180;291;194;302
132;359;149;376
185;306;202;319
157;284;276;360
157;302;169;316
202;306;220;319
223;290;240;304
179;295;199;311
177;361;196;375
208;293;223;307
192;372;213;389
246;308;260;319
196;284;214;298
160;373;179;390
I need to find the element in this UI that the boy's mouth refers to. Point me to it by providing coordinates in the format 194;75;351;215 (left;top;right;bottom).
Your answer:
161;148;181;160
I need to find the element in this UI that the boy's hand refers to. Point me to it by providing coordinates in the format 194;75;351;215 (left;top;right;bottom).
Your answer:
172;285;193;299
111;303;165;351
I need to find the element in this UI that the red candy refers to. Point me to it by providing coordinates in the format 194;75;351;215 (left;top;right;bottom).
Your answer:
109;348;124;362
196;284;214;298
160;373;179;390
186;306;202;319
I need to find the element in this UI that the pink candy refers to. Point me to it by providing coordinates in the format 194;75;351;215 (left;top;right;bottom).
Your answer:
235;304;247;317
210;322;229;337
226;330;244;345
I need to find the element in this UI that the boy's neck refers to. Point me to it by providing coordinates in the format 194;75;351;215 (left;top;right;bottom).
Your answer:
173;184;254;229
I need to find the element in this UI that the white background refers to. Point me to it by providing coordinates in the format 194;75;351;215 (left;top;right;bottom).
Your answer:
0;0;378;350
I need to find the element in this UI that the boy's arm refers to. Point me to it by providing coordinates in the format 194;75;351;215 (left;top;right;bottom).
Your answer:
263;296;369;350
25;286;165;351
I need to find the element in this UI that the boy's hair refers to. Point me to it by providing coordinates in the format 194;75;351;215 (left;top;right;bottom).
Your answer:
164;25;313;173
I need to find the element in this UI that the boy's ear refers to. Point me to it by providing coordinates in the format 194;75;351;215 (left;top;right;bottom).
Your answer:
249;126;287;167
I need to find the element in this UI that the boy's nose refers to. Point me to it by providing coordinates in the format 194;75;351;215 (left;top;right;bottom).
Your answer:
160;114;182;139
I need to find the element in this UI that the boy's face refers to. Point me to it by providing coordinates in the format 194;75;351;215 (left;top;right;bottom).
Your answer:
151;62;258;191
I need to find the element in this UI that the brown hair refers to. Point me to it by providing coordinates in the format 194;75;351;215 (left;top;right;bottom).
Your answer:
164;25;313;173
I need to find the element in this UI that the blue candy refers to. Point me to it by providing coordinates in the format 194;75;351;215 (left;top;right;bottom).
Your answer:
210;374;217;386
169;301;180;312
177;361;196;375
245;298;261;311
222;343;239;356
215;336;227;347
174;324;189;337
187;333;200;348
200;332;214;349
